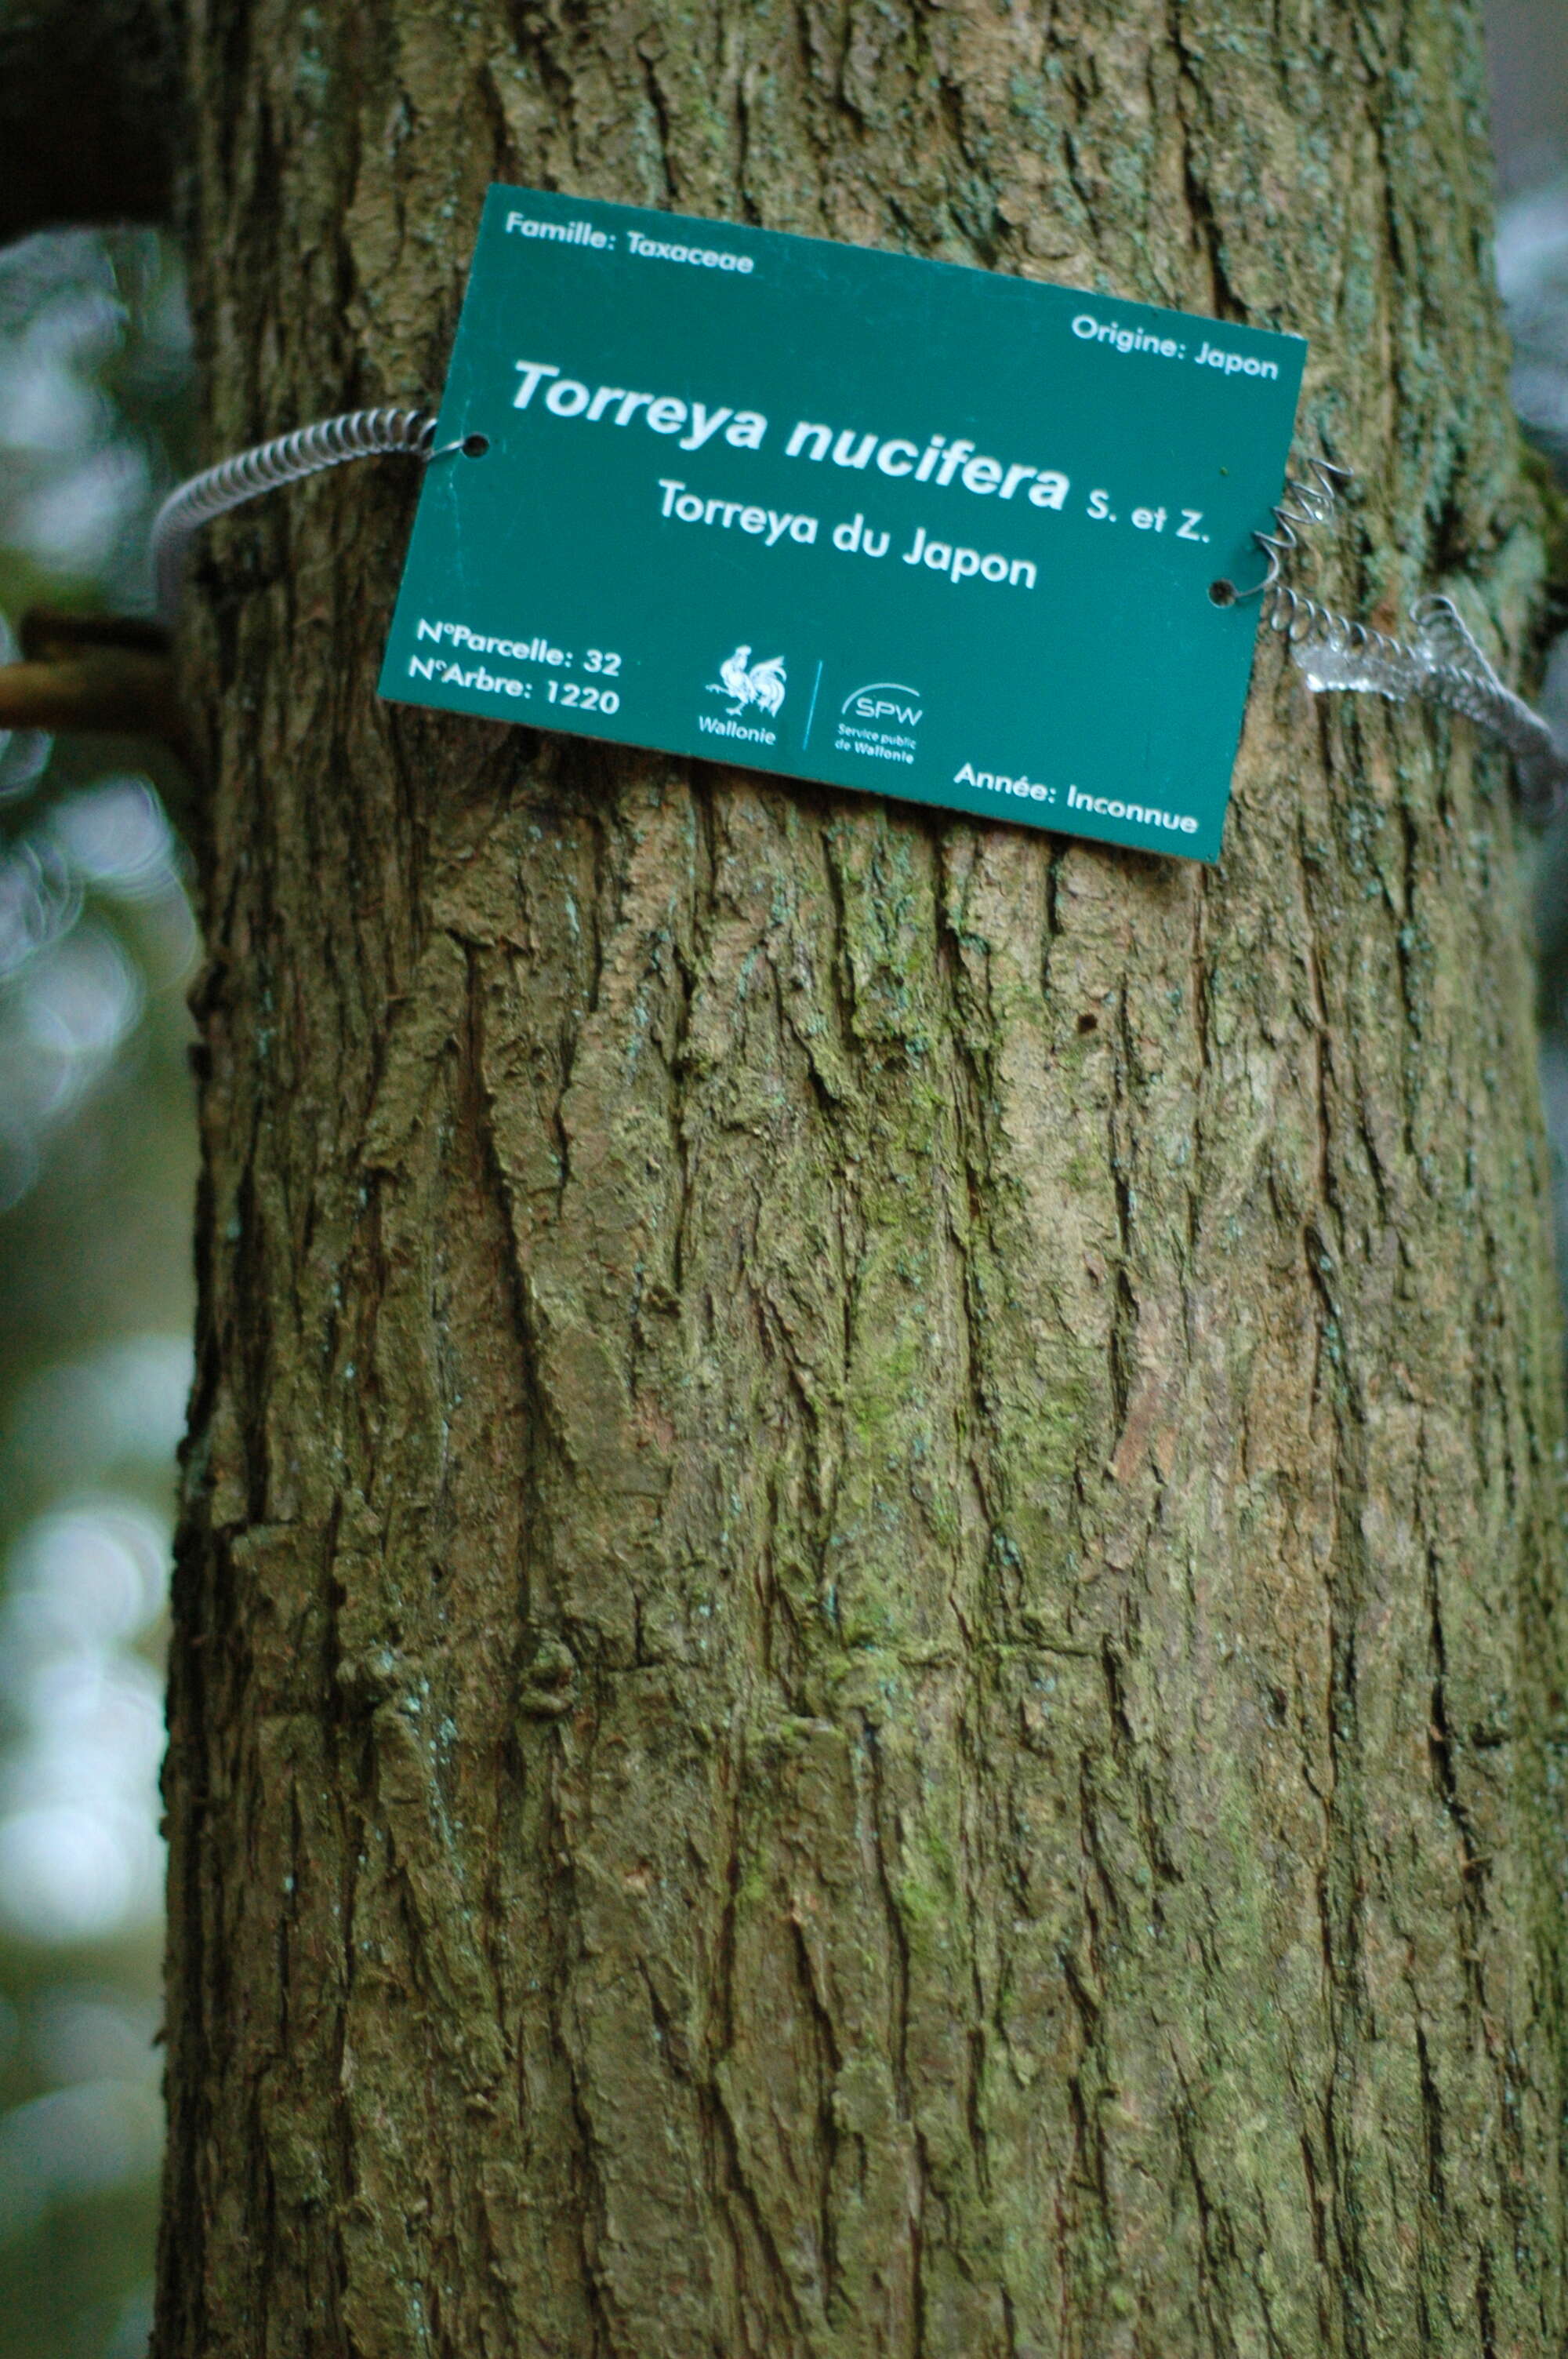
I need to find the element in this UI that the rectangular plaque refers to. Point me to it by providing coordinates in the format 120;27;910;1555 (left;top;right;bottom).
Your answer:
382;186;1305;861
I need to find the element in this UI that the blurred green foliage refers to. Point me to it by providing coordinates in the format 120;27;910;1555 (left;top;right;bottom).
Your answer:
0;226;194;2359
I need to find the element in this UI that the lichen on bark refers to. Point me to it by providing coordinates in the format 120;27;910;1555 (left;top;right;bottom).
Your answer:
158;3;1568;2354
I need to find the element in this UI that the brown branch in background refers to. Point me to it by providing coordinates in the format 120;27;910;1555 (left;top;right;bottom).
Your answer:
1;609;183;748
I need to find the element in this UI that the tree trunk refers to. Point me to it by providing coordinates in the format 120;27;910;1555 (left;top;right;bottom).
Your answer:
159;3;1568;2352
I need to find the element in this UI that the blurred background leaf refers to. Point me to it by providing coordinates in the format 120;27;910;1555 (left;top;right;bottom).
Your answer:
1489;5;1568;1286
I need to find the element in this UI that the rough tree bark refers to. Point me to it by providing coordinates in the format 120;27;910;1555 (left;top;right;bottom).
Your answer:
155;2;1567;2353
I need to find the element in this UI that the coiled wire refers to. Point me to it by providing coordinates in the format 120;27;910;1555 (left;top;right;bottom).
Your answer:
151;406;437;623
1241;455;1568;812
150;407;1568;812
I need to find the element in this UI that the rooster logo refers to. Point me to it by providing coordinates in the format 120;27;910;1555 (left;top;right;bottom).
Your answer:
710;645;786;718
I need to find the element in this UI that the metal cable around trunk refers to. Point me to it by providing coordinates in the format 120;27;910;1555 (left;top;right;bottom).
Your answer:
149;410;1568;815
151;406;437;623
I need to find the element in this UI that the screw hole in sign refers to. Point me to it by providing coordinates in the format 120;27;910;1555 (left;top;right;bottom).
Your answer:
1208;578;1237;607
462;434;491;458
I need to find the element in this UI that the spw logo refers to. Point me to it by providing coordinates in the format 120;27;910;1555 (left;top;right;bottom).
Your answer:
843;682;922;729
834;681;923;769
710;645;786;718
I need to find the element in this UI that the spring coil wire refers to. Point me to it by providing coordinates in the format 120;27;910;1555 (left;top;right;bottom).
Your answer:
147;407;1568;813
1243;455;1568;812
151;406;437;622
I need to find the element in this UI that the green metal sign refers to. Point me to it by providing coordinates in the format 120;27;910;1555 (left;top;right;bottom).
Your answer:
382;187;1305;862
